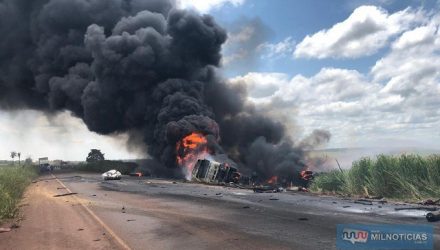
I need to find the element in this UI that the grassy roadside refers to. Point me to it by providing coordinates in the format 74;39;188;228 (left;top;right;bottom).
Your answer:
0;165;37;223
310;154;440;200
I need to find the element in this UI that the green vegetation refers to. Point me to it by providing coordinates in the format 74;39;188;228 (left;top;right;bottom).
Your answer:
78;148;136;174
0;165;37;222
76;160;137;175
310;154;440;200
86;149;105;162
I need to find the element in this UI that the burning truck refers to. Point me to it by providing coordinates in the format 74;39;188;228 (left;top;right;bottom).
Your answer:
190;158;314;190
176;131;316;188
0;0;331;192
191;159;240;184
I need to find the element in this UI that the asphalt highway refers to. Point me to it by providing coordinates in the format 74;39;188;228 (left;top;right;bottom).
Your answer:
1;172;439;250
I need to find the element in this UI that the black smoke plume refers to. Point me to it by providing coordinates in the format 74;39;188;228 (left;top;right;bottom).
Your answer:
0;0;329;181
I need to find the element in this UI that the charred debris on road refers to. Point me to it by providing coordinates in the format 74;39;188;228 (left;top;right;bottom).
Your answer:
189;159;314;192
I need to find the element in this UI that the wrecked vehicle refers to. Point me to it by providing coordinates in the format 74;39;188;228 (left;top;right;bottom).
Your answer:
300;170;314;181
102;170;122;180
192;159;240;184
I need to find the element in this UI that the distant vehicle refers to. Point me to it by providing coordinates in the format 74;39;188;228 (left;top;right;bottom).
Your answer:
39;163;53;173
102;170;122;180
38;157;52;173
192;159;239;184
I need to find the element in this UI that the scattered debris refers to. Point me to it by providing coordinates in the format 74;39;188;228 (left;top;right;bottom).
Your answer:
420;199;440;206
284;186;309;192
242;206;250;209
216;193;222;196
230;183;247;189
298;218;309;221
122;206;126;213
395;206;438;211
426;212;440;222
286;186;298;191
342;205;351;208
0;228;11;233
78;228;84;231
253;186;283;193
93;239;101;242
269;198;279;201
53;192;77;197
129;172;143;177
57;187;66;190
354;199;373;205
172;182;177;184
91;194;96;197
127;219;136;222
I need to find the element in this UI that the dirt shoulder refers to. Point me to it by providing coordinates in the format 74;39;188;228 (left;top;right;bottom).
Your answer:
0;175;122;250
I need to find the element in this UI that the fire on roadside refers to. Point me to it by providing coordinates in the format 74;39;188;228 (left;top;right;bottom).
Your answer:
176;132;210;179
300;169;314;181
129;172;143;177
267;176;278;185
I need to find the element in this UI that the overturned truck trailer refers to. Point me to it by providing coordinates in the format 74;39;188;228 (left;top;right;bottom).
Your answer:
192;159;240;184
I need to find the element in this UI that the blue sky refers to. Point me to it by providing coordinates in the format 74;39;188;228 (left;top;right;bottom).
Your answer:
186;0;440;150
1;0;440;160
208;0;439;77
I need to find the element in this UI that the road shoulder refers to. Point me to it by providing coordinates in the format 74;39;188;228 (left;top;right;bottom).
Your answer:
0;175;121;250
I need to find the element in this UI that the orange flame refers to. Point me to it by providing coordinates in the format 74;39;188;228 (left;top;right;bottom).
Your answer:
300;169;313;181
267;176;278;185
176;132;210;179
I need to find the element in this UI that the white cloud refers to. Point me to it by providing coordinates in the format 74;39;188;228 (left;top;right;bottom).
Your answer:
231;64;440;148
221;17;271;71
226;25;256;44
222;25;258;66
177;0;245;13
230;11;440;148
222;49;247;66
258;37;296;59
294;5;425;59
391;25;437;51
230;68;375;106
372;14;440;98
